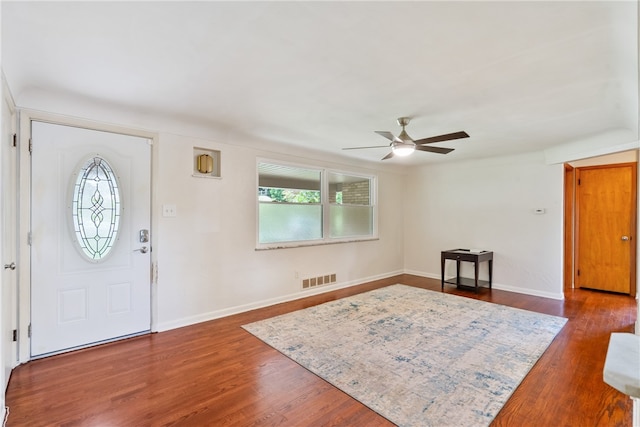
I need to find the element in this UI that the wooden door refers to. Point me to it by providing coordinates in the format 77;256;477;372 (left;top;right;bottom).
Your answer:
30;121;152;357
575;163;637;294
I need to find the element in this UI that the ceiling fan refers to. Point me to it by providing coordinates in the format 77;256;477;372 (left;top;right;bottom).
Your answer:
343;117;469;160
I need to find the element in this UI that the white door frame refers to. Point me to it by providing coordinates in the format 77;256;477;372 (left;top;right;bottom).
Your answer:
1;75;19;399
17;110;159;363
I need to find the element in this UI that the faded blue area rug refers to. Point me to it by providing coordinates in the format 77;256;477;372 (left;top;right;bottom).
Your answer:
243;284;567;427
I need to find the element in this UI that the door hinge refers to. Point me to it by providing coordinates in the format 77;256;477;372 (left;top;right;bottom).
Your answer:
12;133;17;148
577;269;580;276
577;178;581;185
28;138;33;154
12;329;17;342
28;324;31;338
27;232;32;246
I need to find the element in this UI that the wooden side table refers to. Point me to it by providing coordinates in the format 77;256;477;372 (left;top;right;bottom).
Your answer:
441;249;493;292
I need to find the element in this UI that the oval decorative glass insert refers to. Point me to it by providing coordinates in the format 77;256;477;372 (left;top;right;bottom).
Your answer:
71;156;121;261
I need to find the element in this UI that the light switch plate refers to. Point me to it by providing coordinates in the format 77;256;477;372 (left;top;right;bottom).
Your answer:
162;204;177;217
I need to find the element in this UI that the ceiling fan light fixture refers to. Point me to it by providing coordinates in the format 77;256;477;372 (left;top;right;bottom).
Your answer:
343;116;467;161
392;143;415;157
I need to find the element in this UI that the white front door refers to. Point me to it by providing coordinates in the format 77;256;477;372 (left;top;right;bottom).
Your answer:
30;121;151;357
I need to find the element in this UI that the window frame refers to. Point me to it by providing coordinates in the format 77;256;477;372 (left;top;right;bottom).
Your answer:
256;159;378;250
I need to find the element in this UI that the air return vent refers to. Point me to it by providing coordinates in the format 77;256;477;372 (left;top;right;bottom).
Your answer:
302;273;337;290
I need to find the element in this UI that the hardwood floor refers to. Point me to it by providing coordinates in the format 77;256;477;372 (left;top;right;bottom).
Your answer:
5;275;637;426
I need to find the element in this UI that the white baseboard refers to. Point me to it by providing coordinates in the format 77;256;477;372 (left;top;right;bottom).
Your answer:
158;268;566;332
157;270;403;332
492;282;564;300
404;269;565;301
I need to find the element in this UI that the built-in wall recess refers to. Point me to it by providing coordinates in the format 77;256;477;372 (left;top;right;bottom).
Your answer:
193;147;221;178
302;273;337;290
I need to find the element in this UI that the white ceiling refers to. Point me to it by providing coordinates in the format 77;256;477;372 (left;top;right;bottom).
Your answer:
2;1;638;165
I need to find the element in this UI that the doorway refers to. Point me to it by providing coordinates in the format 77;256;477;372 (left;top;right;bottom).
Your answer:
29;121;152;357
565;157;637;296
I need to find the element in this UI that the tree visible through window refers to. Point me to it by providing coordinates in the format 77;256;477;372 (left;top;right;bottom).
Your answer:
261;188;320;204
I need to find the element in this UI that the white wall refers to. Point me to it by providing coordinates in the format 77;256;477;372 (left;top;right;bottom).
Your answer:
13;106;407;358
569;150;637;167
7;80;408;337
154;132;405;330
404;151;564;300
9;86;636;338
544;129;638;164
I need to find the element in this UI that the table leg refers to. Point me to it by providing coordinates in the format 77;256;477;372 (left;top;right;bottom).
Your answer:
489;259;493;289
441;256;445;291
474;259;479;292
456;260;460;287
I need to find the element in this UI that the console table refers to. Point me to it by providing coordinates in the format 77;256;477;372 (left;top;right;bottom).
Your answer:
441;249;493;292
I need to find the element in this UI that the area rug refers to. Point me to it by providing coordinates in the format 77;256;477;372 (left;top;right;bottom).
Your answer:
242;284;567;426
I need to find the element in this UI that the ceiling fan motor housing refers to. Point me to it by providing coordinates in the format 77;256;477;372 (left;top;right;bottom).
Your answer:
397;117;411;127
396;117;413;142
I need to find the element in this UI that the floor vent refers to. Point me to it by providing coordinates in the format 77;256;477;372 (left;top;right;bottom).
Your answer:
302;273;337;290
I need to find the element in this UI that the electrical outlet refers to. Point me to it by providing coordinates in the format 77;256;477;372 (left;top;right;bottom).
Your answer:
162;204;177;217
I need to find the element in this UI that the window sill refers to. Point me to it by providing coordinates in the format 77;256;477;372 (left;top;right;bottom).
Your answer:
255;236;379;251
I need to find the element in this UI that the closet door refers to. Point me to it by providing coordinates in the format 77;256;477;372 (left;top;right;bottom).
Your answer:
575;163;636;294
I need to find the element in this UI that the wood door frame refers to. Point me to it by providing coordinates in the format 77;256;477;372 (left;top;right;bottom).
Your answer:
573;162;637;296
563;164;574;292
17;109;160;363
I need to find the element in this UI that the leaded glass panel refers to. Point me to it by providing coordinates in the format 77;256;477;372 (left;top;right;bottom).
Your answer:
71;156;121;261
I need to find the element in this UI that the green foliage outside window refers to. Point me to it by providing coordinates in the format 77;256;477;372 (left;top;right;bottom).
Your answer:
261;187;320;203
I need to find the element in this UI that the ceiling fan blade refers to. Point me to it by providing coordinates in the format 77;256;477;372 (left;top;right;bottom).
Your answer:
342;145;390;150
414;131;469;145
415;145;454;155
375;131;403;143
381;151;395;160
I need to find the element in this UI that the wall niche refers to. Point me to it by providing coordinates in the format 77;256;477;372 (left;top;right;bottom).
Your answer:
193;147;221;179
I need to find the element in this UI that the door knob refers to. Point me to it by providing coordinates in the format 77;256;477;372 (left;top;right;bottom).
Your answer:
134;246;149;254
621;236;630;241
3;262;15;270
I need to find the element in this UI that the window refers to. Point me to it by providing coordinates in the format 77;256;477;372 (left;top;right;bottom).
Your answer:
328;172;374;239
258;161;376;247
70;156;122;261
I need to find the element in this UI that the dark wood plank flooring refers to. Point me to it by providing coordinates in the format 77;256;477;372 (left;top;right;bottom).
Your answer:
5;275;637;426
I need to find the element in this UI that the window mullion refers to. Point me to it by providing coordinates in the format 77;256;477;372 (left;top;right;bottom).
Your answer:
321;168;329;241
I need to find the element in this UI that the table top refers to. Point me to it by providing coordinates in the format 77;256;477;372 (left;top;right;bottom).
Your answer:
442;248;491;255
